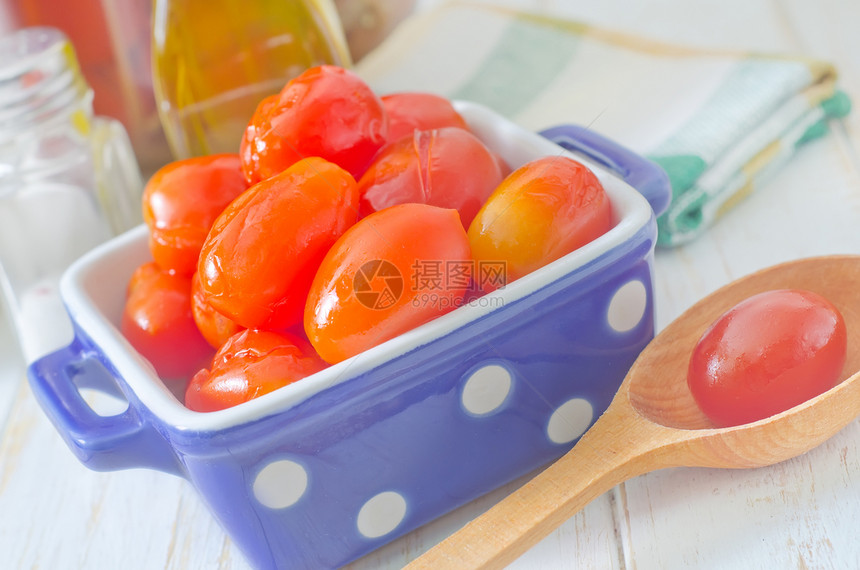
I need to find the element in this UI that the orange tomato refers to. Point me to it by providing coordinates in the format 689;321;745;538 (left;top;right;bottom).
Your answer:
185;329;327;412
381;92;468;143
198;157;359;331
120;262;213;387
358;127;504;228
142;153;248;276
190;271;244;348
239;65;388;184
468;156;612;290
305;203;471;364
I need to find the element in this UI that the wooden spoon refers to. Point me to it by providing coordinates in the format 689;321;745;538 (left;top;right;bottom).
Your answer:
408;255;860;569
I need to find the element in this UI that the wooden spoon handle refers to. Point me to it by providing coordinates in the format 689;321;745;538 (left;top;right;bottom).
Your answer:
406;408;677;569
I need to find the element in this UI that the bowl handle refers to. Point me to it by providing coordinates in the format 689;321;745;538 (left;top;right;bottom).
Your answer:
28;341;183;476
539;125;671;217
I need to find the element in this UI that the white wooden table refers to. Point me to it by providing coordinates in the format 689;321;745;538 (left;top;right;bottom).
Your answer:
1;0;859;568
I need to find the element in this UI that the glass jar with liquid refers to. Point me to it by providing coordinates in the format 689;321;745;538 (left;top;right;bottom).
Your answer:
0;27;143;360
151;0;352;159
5;0;171;173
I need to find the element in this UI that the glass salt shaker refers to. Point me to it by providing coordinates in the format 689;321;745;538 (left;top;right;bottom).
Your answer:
0;27;143;361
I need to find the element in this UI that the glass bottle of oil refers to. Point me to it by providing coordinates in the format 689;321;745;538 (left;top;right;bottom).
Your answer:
151;0;352;159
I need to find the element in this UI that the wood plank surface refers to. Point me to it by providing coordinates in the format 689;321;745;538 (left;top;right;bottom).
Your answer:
0;1;857;568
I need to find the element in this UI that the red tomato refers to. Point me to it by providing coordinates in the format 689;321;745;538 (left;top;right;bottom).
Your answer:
191;271;244;348
121;262;213;388
468;156;612;291
185;329;327;412
381;92;468;143
688;289;847;428
358;127;504;228
198;157;358;331
142;154;248;276
239;65;388;184
305;203;471;364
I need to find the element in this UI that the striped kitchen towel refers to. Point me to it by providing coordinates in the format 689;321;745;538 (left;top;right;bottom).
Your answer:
356;1;851;247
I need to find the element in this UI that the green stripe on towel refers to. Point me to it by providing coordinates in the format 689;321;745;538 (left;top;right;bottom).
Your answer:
797;91;853;146
651;59;814;161
450;17;580;118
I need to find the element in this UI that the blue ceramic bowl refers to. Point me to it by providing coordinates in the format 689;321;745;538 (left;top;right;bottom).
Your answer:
28;102;669;569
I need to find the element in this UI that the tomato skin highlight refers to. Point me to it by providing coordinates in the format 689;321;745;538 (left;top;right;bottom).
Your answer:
381;92;468;143
687;289;847;428
191;271;244;348
305;203;471;364
239;94;279;184
198;157;359;331
239;65;388;184
121;262;214;386
142;153;249;276
468;156;612;291
185;329;327;412
358;127;504;228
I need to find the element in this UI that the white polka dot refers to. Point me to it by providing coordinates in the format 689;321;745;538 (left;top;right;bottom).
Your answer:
357;491;407;538
607;280;648;332
461;364;512;415
547;398;594;444
253;459;308;509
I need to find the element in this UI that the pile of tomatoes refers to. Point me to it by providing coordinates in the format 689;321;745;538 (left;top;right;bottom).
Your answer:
121;65;613;412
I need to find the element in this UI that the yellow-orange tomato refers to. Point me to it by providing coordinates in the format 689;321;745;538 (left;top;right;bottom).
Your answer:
142;153;248;276
198;157;358;331
190;271;244;348
468;156;612;291
305;203;471;364
185;329;327;412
